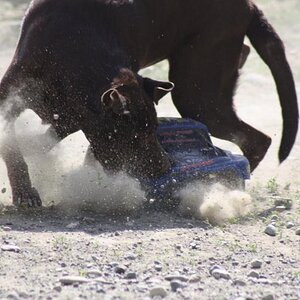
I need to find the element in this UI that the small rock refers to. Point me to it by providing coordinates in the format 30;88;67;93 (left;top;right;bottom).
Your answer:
66;222;79;229
114;266;126;274
209;265;222;275
2;226;12;231
1;245;21;253
108;262;119;267
295;228;300;236
165;275;189;282
264;224;277;236
175;244;182;250
248;271;260;279
251;259;263;269
262;295;275;300
154;265;162;272
275;206;286;212
273;197;293;210
86;270;102;278
233;279;246;286
124;253;136;260
53;285;62;292
209;266;231;280
211;269;231;280
59;276;89;285
188;275;201;283
125;272;137;280
6;291;20;300
286;222;295;229
170;280;185;292
150;287;167;298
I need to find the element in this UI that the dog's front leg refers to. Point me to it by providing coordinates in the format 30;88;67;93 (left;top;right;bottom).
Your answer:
1;122;42;207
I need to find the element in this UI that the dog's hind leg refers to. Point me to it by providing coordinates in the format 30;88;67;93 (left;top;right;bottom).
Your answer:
169;38;271;172
0;69;42;207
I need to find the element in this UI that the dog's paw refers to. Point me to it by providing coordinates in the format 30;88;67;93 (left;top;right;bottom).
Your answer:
13;187;42;208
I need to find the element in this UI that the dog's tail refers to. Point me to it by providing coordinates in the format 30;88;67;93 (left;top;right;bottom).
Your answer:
246;5;298;164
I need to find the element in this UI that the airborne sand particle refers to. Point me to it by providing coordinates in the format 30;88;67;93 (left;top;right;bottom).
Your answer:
178;182;252;226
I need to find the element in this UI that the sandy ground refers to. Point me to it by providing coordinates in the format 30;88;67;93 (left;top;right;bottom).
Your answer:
0;0;300;299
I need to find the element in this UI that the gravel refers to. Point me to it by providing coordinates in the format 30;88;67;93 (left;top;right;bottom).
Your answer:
0;200;300;300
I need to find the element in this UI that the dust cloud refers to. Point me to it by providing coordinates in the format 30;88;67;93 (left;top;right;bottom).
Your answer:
178;182;252;226
0;109;146;214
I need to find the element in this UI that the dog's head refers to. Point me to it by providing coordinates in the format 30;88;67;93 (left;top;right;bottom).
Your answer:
93;68;174;178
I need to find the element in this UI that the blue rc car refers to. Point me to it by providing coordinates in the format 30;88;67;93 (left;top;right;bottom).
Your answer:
143;118;250;201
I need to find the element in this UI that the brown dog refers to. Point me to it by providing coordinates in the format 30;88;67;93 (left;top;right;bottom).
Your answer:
0;0;298;207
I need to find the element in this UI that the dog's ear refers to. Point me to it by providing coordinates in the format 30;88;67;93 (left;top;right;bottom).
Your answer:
101;88;130;115
143;78;174;104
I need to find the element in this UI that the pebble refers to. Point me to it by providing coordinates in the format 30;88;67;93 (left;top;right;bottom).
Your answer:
2;226;12;231
233;279;246;286
149;287;167;298
264;224;277;236
248;271;260;279
1;245;21;253
273;197;293;210
114;266;126;274
262;295;275;300
286;222;295;229
188;275;201;283
275;206;286;212
296;228;300;236
86;270;102;278
170;280;185;292
6;291;20;300
53;285;62;292
209;266;231;280
165;275;189;282
212;269;231;280
154;265;162;272
209;265;222;275
251;259;263;269
125;272;137;280
108;262;119;267
124;253;136;260
59;276;89;285
66;222;79;229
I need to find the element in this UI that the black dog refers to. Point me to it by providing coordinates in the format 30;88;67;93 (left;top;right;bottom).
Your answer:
0;0;298;207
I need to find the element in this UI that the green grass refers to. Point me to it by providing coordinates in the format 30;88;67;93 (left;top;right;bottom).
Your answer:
266;178;280;194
